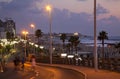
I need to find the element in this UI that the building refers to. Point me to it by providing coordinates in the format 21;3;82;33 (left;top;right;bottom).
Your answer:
0;18;16;39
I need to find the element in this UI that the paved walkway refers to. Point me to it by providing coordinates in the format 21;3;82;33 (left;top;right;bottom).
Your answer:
0;62;37;79
1;62;120;79
40;63;120;79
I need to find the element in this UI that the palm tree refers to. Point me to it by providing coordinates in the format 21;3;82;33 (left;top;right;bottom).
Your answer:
98;30;108;59
60;33;67;50
68;35;80;54
74;39;80;54
35;29;42;44
68;36;75;54
66;43;71;54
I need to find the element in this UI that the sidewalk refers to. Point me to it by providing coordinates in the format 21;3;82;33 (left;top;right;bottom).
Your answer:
1;62;120;79
0;62;36;79
40;63;120;79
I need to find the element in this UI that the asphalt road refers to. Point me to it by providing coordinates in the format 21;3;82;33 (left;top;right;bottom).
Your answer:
35;65;84;79
0;63;84;79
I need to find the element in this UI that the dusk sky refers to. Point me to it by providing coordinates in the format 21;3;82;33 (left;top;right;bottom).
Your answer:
0;0;120;36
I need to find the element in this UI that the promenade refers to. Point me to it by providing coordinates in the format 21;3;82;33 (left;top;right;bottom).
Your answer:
40;63;120;79
0;62;120;79
0;62;37;79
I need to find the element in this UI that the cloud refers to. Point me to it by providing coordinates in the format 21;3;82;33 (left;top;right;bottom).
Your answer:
0;0;29;12
98;15;120;27
0;0;13;3
0;0;13;8
77;0;87;1
0;0;43;12
48;8;93;35
0;0;120;36
106;0;120;2
97;15;120;36
96;4;109;15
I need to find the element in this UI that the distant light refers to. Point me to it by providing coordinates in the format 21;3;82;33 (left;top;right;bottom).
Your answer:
40;46;44;49
74;32;79;36
67;55;74;58
53;47;55;50
35;44;38;47
30;24;35;28
61;53;67;57
78;57;82;61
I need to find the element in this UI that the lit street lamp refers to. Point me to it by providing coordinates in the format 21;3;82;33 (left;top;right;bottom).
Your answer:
46;5;53;64
30;24;35;54
22;30;29;57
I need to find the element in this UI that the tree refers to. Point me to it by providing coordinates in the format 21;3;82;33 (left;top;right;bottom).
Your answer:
98;30;108;59
68;35;80;54
74;39;80;54
6;31;14;42
35;29;42;44
60;33;67;50
66;43;71;54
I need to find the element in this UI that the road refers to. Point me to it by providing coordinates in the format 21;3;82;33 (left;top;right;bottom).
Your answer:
0;63;84;79
35;64;84;79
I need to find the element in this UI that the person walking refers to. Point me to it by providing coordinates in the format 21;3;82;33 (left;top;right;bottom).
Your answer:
31;55;36;71
21;57;25;71
13;57;17;70
13;56;20;70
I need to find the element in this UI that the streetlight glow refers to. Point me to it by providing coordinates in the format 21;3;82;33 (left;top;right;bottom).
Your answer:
22;31;29;35
46;5;52;12
30;24;35;28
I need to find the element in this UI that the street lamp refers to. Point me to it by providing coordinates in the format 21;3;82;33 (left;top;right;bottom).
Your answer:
94;0;98;71
30;24;35;54
46;5;53;64
22;30;29;57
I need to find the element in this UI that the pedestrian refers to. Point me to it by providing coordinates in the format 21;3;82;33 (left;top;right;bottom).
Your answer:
31;55;36;71
13;57;17;70
13;56;21;70
16;56;20;70
21;57;25;70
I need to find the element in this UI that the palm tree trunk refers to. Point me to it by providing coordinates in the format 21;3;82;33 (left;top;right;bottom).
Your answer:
102;40;104;59
102;40;105;68
63;42;65;53
75;46;77;54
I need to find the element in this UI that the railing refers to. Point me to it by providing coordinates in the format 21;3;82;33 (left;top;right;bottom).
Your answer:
36;56;120;72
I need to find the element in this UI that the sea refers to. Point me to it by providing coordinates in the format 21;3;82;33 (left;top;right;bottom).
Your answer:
80;36;120;47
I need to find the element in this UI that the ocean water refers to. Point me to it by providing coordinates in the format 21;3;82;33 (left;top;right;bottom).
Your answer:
80;36;120;47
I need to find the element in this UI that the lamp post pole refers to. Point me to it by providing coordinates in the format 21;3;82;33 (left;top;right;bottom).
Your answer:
22;30;28;57
94;0;98;71
46;5;53;64
30;24;35;54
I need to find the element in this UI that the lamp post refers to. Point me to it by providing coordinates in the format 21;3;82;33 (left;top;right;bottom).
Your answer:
46;5;53;64
22;30;29;57
30;24;35;54
94;0;98;71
